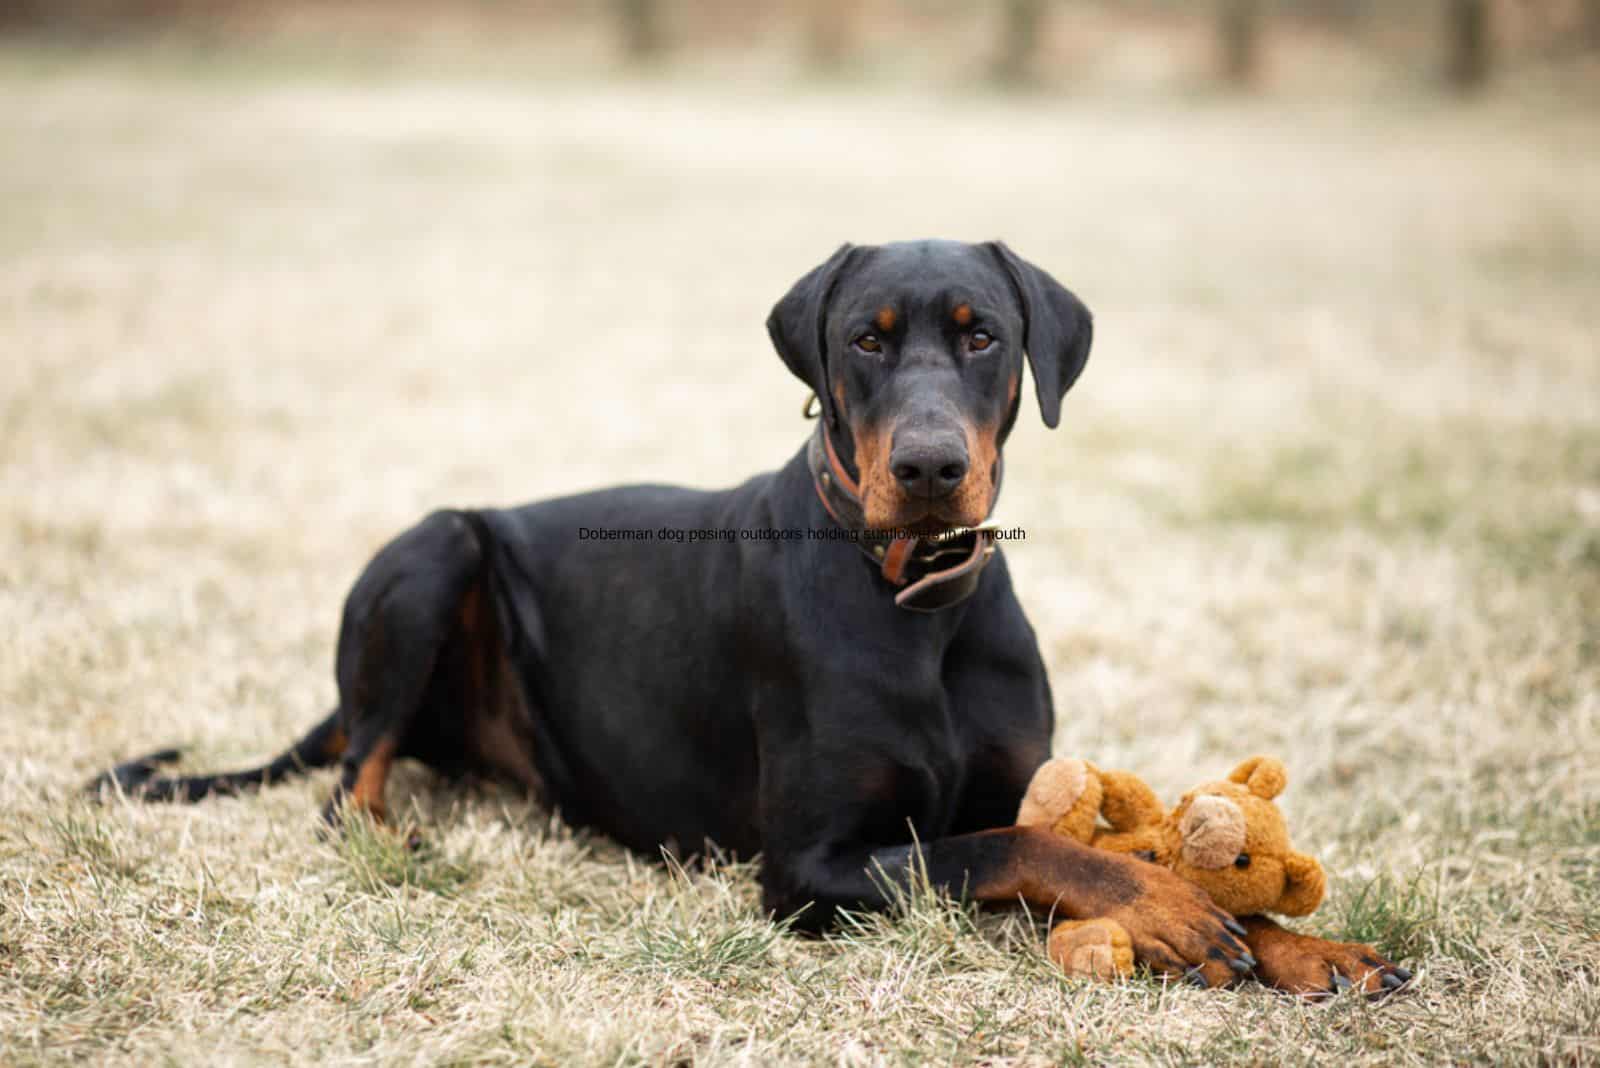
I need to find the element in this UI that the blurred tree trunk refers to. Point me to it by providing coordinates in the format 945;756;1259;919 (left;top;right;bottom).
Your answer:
1303;0;1368;27
1444;0;1489;90
616;0;663;63
1217;0;1262;85
805;0;854;71
992;0;1046;88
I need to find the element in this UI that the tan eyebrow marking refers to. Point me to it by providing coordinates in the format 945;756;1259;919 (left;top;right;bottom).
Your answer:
874;306;897;333
952;303;973;327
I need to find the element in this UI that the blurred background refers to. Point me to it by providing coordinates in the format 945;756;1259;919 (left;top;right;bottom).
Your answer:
3;0;1596;774
3;3;1598;1063
5;0;1600;92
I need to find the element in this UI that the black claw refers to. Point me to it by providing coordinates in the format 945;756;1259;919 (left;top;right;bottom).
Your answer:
1381;973;1404;989
1185;968;1208;988
1224;918;1248;938
1229;957;1252;974
1332;973;1354;993
1392;966;1412;982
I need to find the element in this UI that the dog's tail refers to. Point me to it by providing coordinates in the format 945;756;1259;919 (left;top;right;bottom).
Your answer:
84;709;346;803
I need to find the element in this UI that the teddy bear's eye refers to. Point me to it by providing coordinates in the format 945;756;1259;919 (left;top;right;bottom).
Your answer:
1234;852;1252;869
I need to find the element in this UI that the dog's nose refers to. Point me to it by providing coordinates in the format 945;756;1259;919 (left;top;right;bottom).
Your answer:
890;436;969;499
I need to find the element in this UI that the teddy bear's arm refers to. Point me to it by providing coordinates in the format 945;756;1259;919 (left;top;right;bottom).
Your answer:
1096;769;1166;833
1273;851;1327;917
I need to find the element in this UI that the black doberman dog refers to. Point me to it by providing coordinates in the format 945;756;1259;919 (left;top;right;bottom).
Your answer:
93;240;1407;995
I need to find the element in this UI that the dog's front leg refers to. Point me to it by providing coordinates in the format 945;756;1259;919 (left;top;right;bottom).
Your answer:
768;825;1256;987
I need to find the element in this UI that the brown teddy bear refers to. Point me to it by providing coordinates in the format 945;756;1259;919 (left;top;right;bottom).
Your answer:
1018;755;1410;997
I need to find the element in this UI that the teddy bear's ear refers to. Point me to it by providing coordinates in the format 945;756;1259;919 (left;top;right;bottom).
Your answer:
1228;756;1288;800
1275;851;1327;917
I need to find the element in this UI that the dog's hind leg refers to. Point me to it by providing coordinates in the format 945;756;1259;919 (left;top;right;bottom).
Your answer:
321;509;486;827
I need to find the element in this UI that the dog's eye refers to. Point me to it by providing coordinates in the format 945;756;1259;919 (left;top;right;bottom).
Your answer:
853;334;882;354
1234;852;1251;869
968;330;993;352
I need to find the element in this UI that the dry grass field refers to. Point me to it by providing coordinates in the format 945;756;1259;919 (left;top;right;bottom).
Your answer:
2;36;1598;1066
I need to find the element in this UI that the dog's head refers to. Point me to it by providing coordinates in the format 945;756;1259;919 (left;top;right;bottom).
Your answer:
768;240;1093;533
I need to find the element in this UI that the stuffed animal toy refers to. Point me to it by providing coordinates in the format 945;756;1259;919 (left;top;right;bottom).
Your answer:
1017;755;1325;981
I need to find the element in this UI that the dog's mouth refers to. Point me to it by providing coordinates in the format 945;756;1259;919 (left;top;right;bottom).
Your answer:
898;513;960;538
864;497;988;537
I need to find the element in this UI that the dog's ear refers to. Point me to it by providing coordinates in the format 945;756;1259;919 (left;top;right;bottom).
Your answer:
766;243;856;410
987;241;1094;429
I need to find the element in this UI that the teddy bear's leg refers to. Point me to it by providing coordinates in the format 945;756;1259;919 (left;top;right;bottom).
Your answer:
1016;757;1101;842
1238;916;1412;999
1047;919;1135;982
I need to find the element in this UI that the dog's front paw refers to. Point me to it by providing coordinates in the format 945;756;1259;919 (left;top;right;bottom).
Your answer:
1095;855;1255;988
1048;918;1134;981
1240;917;1412;999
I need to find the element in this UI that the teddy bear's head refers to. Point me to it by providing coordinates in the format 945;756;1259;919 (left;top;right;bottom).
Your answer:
1159;756;1325;918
